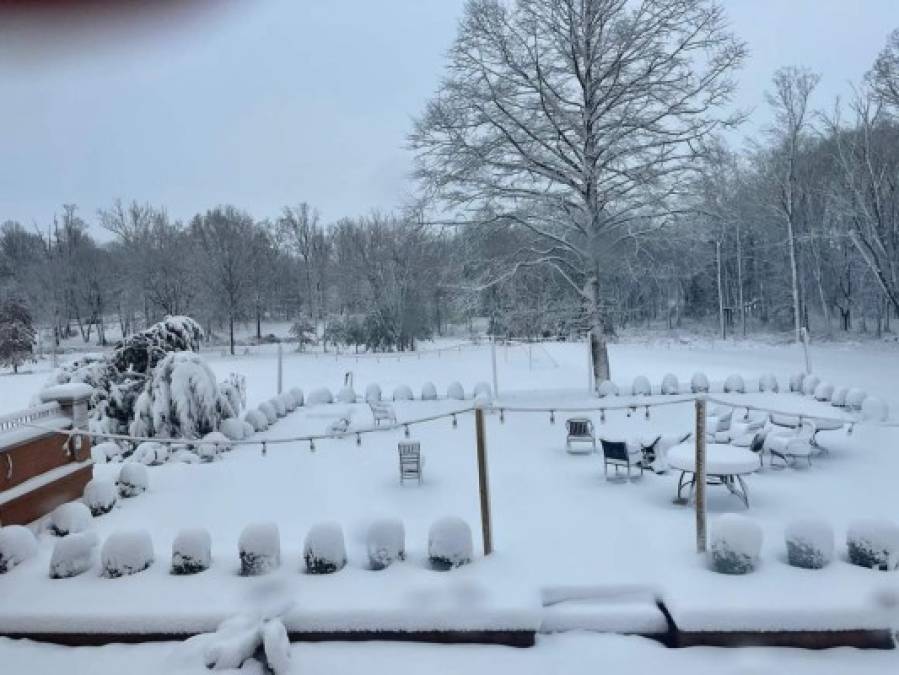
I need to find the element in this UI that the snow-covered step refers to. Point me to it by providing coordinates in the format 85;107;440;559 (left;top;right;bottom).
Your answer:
539;585;670;636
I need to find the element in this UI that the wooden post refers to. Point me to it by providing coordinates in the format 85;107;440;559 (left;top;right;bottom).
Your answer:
490;336;499;398
695;396;707;553
475;406;494;555
586;330;594;395
277;342;283;395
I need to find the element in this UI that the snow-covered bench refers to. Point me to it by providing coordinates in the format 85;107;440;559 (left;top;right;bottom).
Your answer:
369;401;397;427
398;441;423;485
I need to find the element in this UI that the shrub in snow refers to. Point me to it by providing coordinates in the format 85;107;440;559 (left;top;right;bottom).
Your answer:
117;462;149;498
862;397;889;422
307;387;333;406
198;431;231;455
661;373;679;395
83;479;118;516
132;441;169;466
831;386;849;407
91;441;125;464
262;618;291;675
758;374;779;393
50;531;98;579
239;522;280;576
289;387;304;408
631;375;651;396
259;401;278;424
708;514;762;575
337;386;357;404
366;518;405;570
428;517;473;570
303;522;347;574
0;525;38;574
691;372;710;394
365;383;382;403
847;519;899;571
220;417;247;441
269;396;287;417
101;530;154;578
171;527;212;575
244;409;269;432
473;382;492;401
846;388;867;411
48;501;93;537
219;373;247;418
421;382;438;400
789;373;805;393
280;392;297;412
393;385;414;401
597;380;618;397
172;448;200;464
446;382;465;400
801;375;821;396
784;519;834;570
723;374;745;394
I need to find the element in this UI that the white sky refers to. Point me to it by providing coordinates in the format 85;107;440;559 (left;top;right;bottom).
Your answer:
0;0;896;235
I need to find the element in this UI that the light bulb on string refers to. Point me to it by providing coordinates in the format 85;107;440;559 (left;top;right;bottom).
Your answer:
404;424;410;439
600;409;605;423
356;433;362;446
262;441;267;457
499;409;505;424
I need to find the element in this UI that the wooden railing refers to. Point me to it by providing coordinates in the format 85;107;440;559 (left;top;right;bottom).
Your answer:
0;402;64;434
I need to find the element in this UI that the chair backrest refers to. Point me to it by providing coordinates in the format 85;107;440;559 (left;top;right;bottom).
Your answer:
600;439;629;462
398;441;420;458
749;430;767;454
566;418;592;437
371;401;395;419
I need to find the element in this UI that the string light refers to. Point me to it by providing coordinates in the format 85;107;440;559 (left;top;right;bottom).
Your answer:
600;409;605;423
644;406;650;420
452;414;457;429
848;423;855;435
404;424;410;438
261;441;267;457
499;409;505;423
549;410;555;424
309;439;316;452
356;433;362;446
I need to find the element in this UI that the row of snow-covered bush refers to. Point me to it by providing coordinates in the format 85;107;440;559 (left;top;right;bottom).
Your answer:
240;387;305;434
787;372;889;422
598;372;753;397
292;381;494;406
708;514;899;574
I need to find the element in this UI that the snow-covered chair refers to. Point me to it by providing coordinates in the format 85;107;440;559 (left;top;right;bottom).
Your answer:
369;401;397;426
600;438;643;480
398;441;423;485
565;417;596;454
764;420;816;468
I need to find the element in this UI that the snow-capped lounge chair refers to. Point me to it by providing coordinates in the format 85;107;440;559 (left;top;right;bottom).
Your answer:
398;441;423;485
600;438;643;481
370;401;397;427
565;417;596;454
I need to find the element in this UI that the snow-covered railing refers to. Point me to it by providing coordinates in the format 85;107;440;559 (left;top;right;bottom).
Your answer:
0;402;64;434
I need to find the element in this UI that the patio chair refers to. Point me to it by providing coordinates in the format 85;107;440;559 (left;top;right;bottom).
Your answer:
746;429;768;468
600;438;643;481
370;401;397;427
565;417;596;454
398;441;423;485
764;420;815;468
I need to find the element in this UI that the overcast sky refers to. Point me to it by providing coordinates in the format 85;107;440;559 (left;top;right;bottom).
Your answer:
0;0;896;236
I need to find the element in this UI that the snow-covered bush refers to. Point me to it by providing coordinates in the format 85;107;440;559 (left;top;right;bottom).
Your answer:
198;431;231;454
708;514;762;575
48;501;93;537
428;517;473;570
421;382;438;400
219;373;246;419
846;388;867;411
862;397;889;422
814;382;835;402
258;401;278;425
83;479;118;516
365;383;382;403
220;417;248;441
289;387;304;408
789;373;805;393
691;372;710;393
597;380;618;397
473;382;493;401
279;392;296;413
446;382;465;400
631;375;651;396
239;522;280;576
337;386;357;404
91;441;126;464
50;531;98;579
117;462;149;498
303;522;347;574
269;396;287;418
132;441;169;466
0;525;37;574
172;448;200;464
847;519;899;571
393;385;413;401
831;386;849;407
758;374;779;393
101;530;154;578
244;409;269;432
307;387;333;406
661;374;679;395
723;374;745;394
171;528;212;575
801;374;820;396
784;519;833;570
366;518;405;570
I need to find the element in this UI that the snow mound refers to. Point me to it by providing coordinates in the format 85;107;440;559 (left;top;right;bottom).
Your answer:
239;522;280;576
307;387;333;406
660;373;679;395
262;618;291;675
199;431;231;455
269;396;287;418
0;525;38;574
446;382;465;400
278;392;296;413
802;374;821;396
847;519;899;571
846;387;867;411
708;514;762;575
132;441;169;466
597;380;618;397
813;382;834;402
304;522;347;574
831;386;849;407
631;375;651;396
428;517;473;570
690;372;710;393
289;387;304;408
48;501;93;537
785;518;833;569
258;401;278;424
220;417;248;441
83;479;118;516
421;382;438;400
172;527;212;575
91;441;125;464
50;531;98;579
723;374;745;394
337;386;357;404
117;462;149;498
365;383;382;403
393;385;414;401
366;518;405;570
101;530;154;577
758;373;778;393
789;373;805;393
861;396;889;422
473;382;493;401
244;409;269;432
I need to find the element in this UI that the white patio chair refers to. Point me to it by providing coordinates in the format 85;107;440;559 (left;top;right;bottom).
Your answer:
370;401;397;426
565;417;596;454
398;441;423;485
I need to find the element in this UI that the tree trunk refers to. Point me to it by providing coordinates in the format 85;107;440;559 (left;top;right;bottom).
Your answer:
586;275;610;385
229;315;235;356
786;216;801;342
716;240;726;340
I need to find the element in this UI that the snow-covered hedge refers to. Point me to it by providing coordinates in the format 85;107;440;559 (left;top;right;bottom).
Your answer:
220;417;249;441
101;530;154;578
303;522;347;574
708;514;762;575
393;385;414;401
785;518;833;570
289;387;304;408
132;441;169;466
269;397;287;418
861;397;889;422
337;386;357;404
690;372;710;394
0;525;37;574
446;382;465;400
48;501;93;537
813;382;834;402
365;384;382;403
831;386;849;407
239;522;280;576
660;373;679;395
421;382;438;401
366;518;405;570
219;373;247;419
473;382;493;401
117;463;149;498
631;376;651;396
801;375;821;397
597;380;618;397
50;531;98;579
258;402;278;425
198;431;231;456
83;479;118;516
846;388;867;411
307;387;333;406
847;519;899;570
428;517;473;570
789;373;805;393
279;392;296;413
723;374;745;394
758;374;778;393
172;528;212;575
91;441;126;464
244;409;269;432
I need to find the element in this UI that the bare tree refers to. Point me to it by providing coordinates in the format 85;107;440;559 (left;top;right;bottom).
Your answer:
870;28;899;111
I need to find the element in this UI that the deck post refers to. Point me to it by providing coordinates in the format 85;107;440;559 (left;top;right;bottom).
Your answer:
475;406;493;555
695;396;707;553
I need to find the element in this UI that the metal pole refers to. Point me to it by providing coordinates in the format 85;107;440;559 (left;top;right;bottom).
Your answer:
475;407;494;556
695;396;707;553
490;336;499;398
277;342;283;395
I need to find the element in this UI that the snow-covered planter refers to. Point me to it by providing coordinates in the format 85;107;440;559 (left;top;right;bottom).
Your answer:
244;409;269;432
48;501;93;537
831;386;849;407
83;479;118;516
814;382;834;402
631;375;651;396
337;386;357;404
289;387;304;408
132;441;169;466
239;522;280;576
259;401;278;425
660;373;679;395
847;519;899;571
785;518;834;570
690;372;710;394
171;528;212;575
220;417;248;441
597;380;618;397
708;514;762;575
846;388;867;411
723;374;745;394
421;382;438;400
307;387;333;406
91;441;126;464
789;373;805;393
269;396;287;418
50;531;98;579
758;374;779;393
393;385;414;401
366;518;405;570
101;530;154;577
446;382;465;400
473;382;493;401
365;383;382;403
117;463;149;498
0;525;37;574
303;522;347;574
428;517;473;571
862;397;889;422
801;374;821;397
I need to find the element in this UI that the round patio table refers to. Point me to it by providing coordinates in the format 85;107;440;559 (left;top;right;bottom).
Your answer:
667;442;758;508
